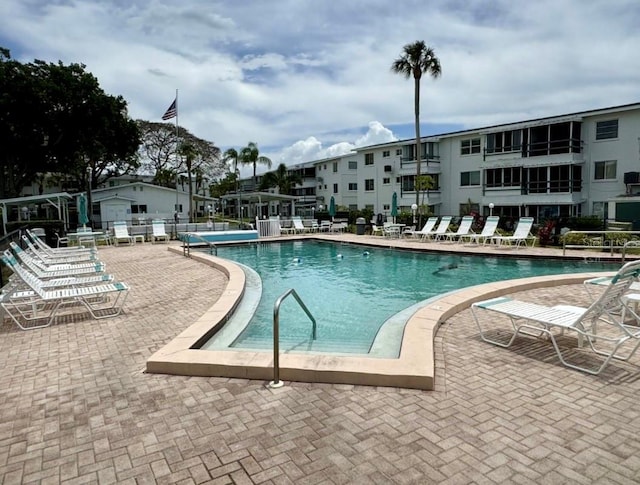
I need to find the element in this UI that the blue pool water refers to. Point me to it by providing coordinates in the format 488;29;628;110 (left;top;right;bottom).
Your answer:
204;241;614;355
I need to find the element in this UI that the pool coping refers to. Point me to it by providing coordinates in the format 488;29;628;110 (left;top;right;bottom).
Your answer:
146;246;611;390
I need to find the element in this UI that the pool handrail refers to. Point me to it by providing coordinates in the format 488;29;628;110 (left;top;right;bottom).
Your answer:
181;232;218;257
270;288;317;388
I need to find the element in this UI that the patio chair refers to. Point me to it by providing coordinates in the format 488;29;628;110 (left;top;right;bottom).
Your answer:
404;217;438;239
112;222;135;246
382;223;401;238
26;229;96;257
151;220;170;243
435;216;475;242
1;252;129;330
20;236;99;264
319;221;332;232
292;217;307;234
459;216;500;245
490;217;536;248
75;227;97;248
471;259;640;375
371;224;384;236
421;216;452;241
10;243;105;276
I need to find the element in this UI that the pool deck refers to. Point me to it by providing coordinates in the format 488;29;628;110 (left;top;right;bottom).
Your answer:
2;237;640;483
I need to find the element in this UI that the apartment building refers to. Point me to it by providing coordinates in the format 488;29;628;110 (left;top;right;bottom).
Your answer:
313;102;640;223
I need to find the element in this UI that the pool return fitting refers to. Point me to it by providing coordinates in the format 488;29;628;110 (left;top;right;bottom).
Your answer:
269;288;317;388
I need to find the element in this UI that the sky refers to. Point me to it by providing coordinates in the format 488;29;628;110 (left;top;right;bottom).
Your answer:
2;0;640;177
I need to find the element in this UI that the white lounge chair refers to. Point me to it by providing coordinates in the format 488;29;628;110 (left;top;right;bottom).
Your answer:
459;216;500;245
471;259;640;375
435;216;475;242
405;217;438;239
1;251;129;330
421;216;452;241
112;222;135;246
26;229;97;257
10;243;105;276
490;217;535;248
292;217;307;234
19;237;99;264
151;220;170;243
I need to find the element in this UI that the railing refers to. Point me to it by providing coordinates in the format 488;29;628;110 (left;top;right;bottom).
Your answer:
622;240;640;263
181;233;217;257
256;219;282;238
269;288;317;388
562;230;640;256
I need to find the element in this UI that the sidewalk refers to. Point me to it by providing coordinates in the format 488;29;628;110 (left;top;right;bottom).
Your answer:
1;242;639;483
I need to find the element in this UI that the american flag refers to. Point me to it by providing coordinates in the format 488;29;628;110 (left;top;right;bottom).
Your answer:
162;99;177;120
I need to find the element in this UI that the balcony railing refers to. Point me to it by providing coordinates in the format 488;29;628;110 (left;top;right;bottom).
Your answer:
483;138;582;160
483;179;582;195
399;155;440;168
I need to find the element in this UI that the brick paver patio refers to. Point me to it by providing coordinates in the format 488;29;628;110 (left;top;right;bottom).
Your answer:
1;242;640;484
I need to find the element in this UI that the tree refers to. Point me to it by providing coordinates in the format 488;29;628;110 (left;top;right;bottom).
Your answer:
391;41;441;219
0;48;141;199
259;163;302;194
416;175;435;220
239;142;272;188
137;120;225;219
222;148;240;191
178;142;198;222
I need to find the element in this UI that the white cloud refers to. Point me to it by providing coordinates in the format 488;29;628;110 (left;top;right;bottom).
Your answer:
1;0;639;160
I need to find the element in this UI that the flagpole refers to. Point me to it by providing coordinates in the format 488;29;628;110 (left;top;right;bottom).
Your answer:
174;89;179;218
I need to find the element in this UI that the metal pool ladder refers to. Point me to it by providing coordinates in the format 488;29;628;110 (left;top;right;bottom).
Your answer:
181;233;217;256
269;289;317;389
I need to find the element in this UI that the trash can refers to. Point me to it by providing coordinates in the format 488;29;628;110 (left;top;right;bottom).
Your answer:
356;217;366;235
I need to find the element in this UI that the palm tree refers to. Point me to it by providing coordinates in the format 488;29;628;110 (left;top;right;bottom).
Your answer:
222;148;240;190
391;41;441;215
240;142;272;189
260;163;302;194
259;163;302;217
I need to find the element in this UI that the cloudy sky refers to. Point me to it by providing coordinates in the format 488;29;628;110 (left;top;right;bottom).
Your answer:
2;0;639;175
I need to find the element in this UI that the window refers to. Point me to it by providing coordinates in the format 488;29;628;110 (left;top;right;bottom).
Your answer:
382;150;390;157
365;204;374;211
461;138;481;155
383;177;390;184
486;130;522;154
396;177;401;184
365;179;375;191
365;153;374;165
333;162;338;172
333;183;338;193
383;204;390;211
324;164;327;170
596;119;618;140
592;201;608;219
594;160;617;180
485;168;521;188
348;183;358;191
395;149;402;156
460;171;481;187
131;204;147;214
401;176;415;192
348;161;357;170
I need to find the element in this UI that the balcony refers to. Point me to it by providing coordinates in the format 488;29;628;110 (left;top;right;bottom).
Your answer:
483;138;582;161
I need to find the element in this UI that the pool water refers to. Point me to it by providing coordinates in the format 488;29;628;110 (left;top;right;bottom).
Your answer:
206;241;614;355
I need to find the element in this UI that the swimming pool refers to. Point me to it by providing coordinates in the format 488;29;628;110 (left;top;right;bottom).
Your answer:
202;241;615;355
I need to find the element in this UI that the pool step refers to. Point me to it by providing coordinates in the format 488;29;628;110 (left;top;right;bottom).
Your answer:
234;335;372;354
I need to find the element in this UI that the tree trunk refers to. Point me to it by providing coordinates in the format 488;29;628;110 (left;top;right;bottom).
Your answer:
414;75;421;227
